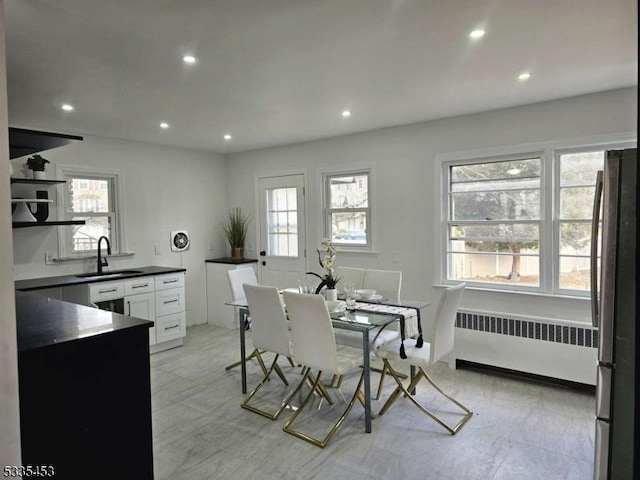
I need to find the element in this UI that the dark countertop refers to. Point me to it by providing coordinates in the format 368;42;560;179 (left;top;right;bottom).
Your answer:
15;291;153;352
205;257;257;265
15;265;186;292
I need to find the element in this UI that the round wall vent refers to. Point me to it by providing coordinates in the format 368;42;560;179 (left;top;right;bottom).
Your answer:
170;230;190;252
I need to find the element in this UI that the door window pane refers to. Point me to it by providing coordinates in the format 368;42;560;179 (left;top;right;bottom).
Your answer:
267;187;298;257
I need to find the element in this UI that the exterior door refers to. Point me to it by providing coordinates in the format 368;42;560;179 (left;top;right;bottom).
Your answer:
257;174;306;288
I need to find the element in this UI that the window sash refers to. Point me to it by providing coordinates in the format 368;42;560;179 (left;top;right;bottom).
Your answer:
324;170;371;248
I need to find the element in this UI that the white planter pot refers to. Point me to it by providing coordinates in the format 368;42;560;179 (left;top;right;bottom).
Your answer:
323;289;338;301
33;170;46;180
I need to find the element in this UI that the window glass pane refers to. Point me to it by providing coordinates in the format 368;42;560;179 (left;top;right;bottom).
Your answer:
329;174;368;208
560;186;596;219
450;224;539;244
71;216;111;252
560;151;604;186
69;178;110;213
560;222;593;255
451;158;540;185
448;252;539;286
559;256;598;290
267;187;298;257
330;212;367;244
451;190;540;220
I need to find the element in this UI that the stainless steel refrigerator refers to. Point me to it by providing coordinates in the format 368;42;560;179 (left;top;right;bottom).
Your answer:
592;148;637;480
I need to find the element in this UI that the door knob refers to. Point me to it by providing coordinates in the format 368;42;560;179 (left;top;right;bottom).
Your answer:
259;250;266;256
262;261;266;266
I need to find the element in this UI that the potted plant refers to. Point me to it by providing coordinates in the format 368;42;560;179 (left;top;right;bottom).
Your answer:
26;154;50;179
307;238;340;299
222;207;252;259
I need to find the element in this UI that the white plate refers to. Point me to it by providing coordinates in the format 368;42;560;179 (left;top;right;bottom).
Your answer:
326;300;346;313
356;294;383;301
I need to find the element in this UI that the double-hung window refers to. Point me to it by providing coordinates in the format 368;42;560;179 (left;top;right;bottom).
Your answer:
442;145;616;296
446;157;542;290
58;166;122;257
324;170;370;247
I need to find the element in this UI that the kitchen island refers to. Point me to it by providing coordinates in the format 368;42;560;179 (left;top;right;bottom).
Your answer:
16;291;154;479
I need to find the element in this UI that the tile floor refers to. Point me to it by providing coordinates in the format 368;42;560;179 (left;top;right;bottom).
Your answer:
150;324;595;480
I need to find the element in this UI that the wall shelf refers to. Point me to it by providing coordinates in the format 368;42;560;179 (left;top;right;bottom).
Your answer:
10;178;66;185
13;220;86;229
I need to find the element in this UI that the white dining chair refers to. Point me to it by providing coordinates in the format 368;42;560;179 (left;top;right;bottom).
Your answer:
375;283;472;435
241;284;297;420
225;267;268;376
282;291;366;448
362;269;402;303
335;266;365;290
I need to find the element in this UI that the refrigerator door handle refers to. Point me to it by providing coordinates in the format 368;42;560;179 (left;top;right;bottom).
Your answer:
591;170;603;327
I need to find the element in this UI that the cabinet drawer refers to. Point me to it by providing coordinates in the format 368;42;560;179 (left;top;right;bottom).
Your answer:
124;277;154;296
155;312;185;343
155;287;185;317
89;281;124;302
155;273;185;291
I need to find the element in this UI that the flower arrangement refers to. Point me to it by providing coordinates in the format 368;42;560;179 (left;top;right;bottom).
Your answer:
307;238;340;294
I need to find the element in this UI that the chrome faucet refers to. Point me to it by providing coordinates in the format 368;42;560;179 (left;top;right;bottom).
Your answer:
97;236;111;274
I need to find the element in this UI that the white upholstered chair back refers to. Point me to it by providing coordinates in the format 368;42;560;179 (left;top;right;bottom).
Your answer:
335;266;366;290
227;267;257;302
243;284;291;357
283;292;339;373
362;269;402;303
430;283;465;364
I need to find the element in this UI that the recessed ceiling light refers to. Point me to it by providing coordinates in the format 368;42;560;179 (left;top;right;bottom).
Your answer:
518;72;531;81
469;29;485;39
507;168;522;175
341;110;352;118
61;104;74;111
160;122;169;129
183;55;197;64
223;134;232;141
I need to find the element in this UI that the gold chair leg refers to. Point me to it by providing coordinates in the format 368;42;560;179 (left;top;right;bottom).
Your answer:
378;360;472;435
241;354;293;420
225;349;269;376
283;370;365;448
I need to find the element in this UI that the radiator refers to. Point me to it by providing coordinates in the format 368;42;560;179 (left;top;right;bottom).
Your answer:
450;309;598;385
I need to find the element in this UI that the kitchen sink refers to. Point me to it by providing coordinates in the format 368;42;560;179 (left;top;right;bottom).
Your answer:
75;269;144;279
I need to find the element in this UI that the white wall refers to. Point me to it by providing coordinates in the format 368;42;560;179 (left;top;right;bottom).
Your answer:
225;87;637;324
0;0;22;467
11;135;227;326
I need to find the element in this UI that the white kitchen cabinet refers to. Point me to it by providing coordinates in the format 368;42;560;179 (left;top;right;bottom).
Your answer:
206;259;257;328
58;271;187;353
125;291;156;346
155;311;186;344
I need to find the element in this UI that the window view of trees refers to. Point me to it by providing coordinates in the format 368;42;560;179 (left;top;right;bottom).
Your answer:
326;172;369;245
446;150;604;293
559;151;604;290
449;158;541;286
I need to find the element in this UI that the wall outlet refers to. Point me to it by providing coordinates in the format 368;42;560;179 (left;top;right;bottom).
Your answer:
154;244;162;255
45;252;56;265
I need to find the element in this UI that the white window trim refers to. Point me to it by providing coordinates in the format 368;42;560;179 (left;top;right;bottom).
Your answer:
434;132;636;298
55;164;128;261
319;166;374;253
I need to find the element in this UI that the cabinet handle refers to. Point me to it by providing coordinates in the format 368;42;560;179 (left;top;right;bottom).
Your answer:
131;283;149;289
164;325;180;331
127;301;131;315
98;288;118;294
163;299;179;304
163;279;178;284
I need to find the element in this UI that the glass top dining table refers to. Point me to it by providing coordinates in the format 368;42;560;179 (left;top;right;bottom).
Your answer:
225;297;430;433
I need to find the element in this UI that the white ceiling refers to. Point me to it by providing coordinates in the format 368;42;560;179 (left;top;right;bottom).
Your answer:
5;0;637;154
